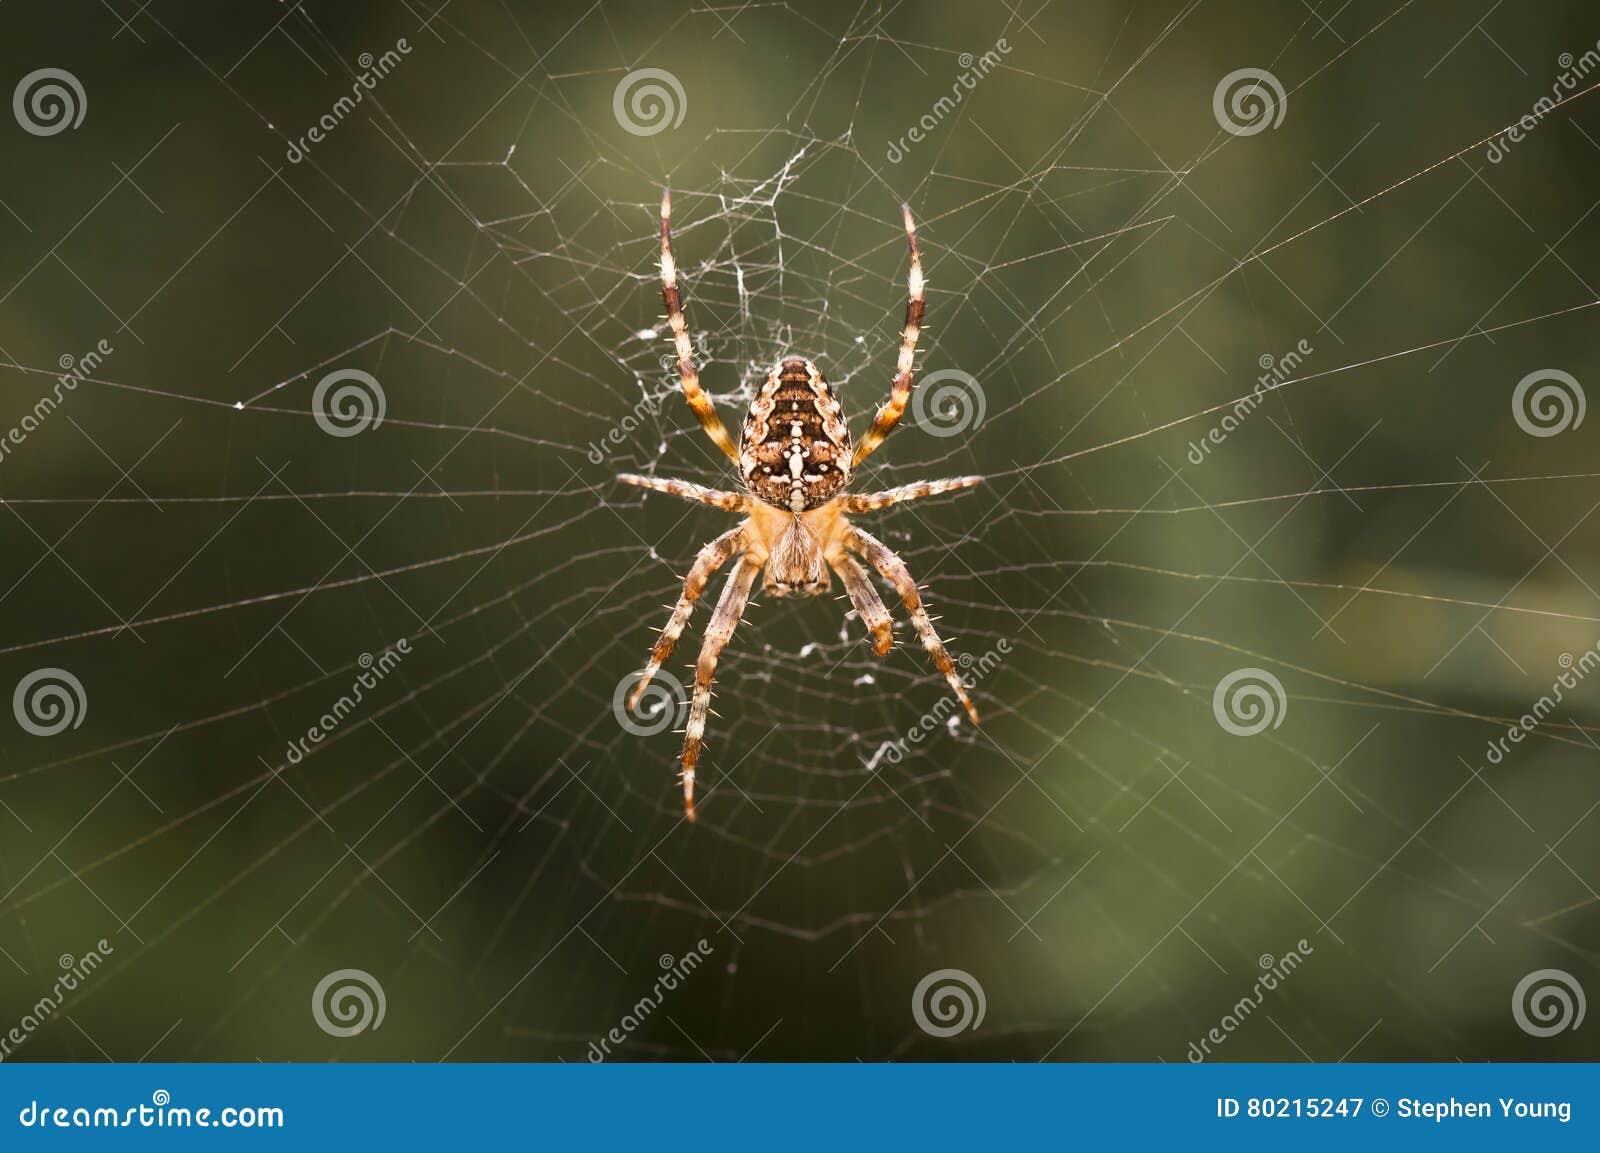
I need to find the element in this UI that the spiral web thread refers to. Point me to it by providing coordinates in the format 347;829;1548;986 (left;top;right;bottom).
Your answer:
1;0;1599;1061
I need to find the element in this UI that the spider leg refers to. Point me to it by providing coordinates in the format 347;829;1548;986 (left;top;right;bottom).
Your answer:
619;473;749;512
660;189;740;464
680;554;762;821
629;525;747;712
829;552;894;656
851;204;925;468
843;475;982;514
846;525;979;725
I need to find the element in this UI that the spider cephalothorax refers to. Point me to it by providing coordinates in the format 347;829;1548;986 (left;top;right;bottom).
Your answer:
620;190;982;821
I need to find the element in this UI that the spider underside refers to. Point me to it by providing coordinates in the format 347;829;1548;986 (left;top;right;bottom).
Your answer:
620;191;982;821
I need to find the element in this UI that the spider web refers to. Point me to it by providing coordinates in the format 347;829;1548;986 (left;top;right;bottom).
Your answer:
2;0;1599;1062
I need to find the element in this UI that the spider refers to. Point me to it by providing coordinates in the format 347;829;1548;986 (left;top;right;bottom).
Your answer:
620;190;982;821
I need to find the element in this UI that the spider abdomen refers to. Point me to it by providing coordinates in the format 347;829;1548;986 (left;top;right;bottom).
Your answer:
740;356;851;513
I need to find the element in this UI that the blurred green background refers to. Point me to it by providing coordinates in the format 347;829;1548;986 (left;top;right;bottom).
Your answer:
1;0;1598;1061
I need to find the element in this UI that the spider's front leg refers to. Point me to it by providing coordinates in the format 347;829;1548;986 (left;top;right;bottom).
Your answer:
630;525;746;712
680;554;762;821
619;473;748;512
842;475;982;513
852;204;925;468
659;189;741;464
846;525;979;725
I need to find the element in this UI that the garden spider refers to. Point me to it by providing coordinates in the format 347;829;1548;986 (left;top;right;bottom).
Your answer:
620;190;982;821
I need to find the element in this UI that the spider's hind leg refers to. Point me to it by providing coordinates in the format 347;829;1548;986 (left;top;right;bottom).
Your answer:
630;525;746;712
846;525;979;725
680;554;762;821
831;552;894;656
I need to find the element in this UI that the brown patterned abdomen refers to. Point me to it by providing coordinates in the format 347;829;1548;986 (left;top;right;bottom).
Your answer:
740;357;851;512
